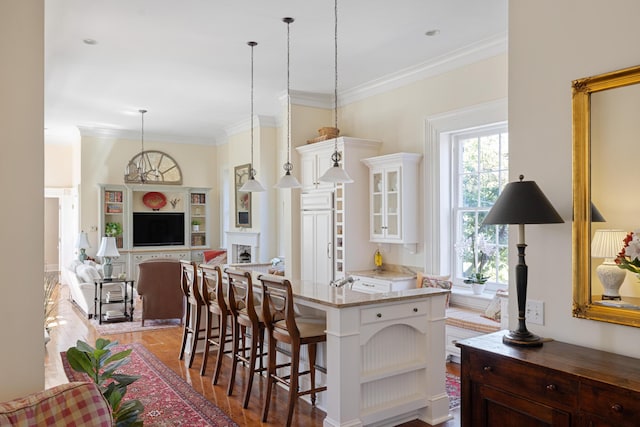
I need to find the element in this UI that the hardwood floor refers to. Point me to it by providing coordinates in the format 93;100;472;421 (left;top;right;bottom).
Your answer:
46;285;460;426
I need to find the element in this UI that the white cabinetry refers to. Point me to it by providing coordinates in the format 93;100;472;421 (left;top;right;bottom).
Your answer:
98;185;211;279
362;153;422;244
299;144;334;191
301;192;333;284
189;189;208;248
297;137;381;282
351;272;415;294
130;250;190;280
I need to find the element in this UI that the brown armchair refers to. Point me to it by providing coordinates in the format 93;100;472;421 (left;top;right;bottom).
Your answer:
136;259;183;326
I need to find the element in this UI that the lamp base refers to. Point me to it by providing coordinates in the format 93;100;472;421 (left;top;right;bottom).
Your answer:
503;329;543;347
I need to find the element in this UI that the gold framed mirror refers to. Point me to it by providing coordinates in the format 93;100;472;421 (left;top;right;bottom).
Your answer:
573;64;640;327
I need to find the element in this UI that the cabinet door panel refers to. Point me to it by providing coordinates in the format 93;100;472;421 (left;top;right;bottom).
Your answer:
315;210;333;284
479;384;572;427
301;211;316;282
301;210;333;284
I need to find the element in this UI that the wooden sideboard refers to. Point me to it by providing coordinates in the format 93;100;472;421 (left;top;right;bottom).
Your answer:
457;331;640;427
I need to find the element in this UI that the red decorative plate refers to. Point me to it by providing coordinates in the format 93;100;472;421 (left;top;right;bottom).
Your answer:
143;192;167;210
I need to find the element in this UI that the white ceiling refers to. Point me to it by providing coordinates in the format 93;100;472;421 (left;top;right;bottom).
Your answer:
44;0;507;145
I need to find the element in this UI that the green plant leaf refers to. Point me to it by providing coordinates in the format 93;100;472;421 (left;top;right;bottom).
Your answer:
114;400;144;427
66;338;144;426
111;373;141;386
65;348;99;383
104;348;132;366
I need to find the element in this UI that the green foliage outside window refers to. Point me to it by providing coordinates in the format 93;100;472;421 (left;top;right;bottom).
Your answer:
456;129;509;285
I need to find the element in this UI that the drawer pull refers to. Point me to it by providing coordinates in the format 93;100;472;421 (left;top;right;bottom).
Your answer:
376;313;382;318
546;384;557;391
483;366;493;372
611;403;623;413
413;307;418;312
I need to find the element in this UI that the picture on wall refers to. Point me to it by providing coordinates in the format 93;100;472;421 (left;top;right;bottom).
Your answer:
234;163;252;228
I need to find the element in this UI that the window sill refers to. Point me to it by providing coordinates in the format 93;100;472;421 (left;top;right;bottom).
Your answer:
450;287;494;311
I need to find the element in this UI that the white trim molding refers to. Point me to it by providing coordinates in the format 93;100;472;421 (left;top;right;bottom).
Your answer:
423;98;508;275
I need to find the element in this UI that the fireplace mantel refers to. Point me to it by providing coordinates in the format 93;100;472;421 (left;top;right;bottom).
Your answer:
226;231;259;263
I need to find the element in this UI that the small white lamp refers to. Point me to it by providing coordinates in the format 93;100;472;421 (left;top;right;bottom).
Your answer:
591;229;628;300
75;231;91;261
97;236;120;279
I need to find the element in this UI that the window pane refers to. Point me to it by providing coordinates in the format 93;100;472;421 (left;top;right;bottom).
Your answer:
453;124;509;288
460;137;479;173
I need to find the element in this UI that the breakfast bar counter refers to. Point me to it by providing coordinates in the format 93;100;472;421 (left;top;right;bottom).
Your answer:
285;278;451;427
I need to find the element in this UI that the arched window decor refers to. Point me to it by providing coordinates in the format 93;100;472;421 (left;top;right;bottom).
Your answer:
124;150;183;185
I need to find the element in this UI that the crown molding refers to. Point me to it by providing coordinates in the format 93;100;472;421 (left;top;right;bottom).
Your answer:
340;34;507;106
225;114;278;137
77;126;220;145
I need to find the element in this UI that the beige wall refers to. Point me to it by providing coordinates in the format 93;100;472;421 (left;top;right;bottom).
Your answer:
79;134;220;254
224;122;277;262
339;54;508;269
509;0;640;357
45;143;74;188
0;0;45;400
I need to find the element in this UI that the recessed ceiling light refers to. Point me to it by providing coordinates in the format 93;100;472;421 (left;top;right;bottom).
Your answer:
425;29;440;37
83;38;97;45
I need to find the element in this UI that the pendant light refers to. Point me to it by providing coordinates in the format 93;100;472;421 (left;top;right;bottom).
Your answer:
125;108;149;183
240;41;266;193
319;0;353;184
275;17;302;189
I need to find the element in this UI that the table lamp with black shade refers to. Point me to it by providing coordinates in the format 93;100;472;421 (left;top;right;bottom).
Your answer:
482;175;564;347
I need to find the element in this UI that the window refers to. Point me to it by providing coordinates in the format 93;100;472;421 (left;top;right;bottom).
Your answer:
452;124;509;290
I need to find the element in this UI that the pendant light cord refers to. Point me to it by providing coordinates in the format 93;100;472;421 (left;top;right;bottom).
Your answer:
249;41;256;179
334;0;338;135
286;19;292;166
332;0;340;164
138;109;147;182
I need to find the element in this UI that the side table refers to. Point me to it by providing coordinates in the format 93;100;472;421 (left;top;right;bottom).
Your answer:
93;278;135;324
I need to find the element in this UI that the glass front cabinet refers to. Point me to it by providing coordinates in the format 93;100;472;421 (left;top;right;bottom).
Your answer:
362;152;422;244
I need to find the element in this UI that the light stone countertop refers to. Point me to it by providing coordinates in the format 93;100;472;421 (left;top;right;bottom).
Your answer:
284;278;445;309
349;269;417;281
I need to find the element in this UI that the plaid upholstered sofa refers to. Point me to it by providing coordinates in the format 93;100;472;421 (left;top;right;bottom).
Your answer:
0;382;112;426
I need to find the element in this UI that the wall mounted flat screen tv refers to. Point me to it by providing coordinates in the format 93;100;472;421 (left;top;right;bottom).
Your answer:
133;212;185;247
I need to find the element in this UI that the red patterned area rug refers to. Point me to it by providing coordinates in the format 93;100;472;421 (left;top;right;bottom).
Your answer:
446;372;461;409
62;343;237;426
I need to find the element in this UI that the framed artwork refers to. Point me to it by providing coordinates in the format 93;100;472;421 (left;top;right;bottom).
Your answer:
234;163;252;228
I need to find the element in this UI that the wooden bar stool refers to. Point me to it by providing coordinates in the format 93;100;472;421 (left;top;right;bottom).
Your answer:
225;267;266;409
178;260;204;368
199;264;233;383
258;274;327;427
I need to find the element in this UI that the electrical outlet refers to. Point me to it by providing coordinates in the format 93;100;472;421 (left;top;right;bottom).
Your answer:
90;226;98;232
526;299;544;325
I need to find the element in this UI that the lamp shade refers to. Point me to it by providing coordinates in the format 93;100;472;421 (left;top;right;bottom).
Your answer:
319;164;354;184
591;229;627;259
239;177;266;192
482;175;564;226
591;202;606;222
96;237;120;258
75;231;90;249
275;172;302;189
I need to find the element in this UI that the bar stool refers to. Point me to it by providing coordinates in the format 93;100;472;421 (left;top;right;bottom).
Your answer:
258;274;327;427
178;260;204;368
199;264;233;383
225;267;266;409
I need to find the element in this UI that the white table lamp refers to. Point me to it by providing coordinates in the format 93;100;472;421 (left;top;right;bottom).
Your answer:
97;236;120;279
75;231;91;261
591;229;628;300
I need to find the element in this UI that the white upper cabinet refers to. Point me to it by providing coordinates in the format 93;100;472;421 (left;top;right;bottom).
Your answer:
362;152;422;244
298;143;334;191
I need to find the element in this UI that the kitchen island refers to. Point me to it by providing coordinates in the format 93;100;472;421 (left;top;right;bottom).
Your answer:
286;278;451;427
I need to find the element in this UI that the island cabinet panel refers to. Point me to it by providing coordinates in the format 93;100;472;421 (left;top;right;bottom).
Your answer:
457;331;640;427
287;279;451;427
